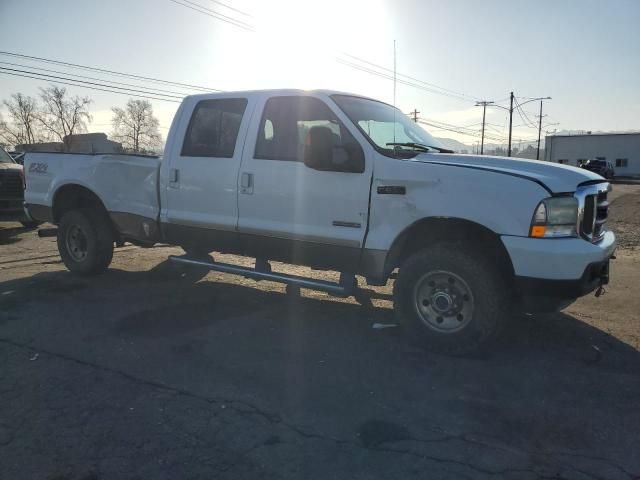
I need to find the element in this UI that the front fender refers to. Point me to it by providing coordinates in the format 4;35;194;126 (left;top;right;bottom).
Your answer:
365;159;549;252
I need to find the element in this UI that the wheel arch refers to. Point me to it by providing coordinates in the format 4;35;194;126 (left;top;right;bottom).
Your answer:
52;184;112;227
383;217;515;281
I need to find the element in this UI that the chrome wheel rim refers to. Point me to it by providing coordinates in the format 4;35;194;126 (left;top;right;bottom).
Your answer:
65;225;88;262
413;270;474;333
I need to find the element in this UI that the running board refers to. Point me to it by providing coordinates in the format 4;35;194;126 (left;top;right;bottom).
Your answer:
168;255;356;297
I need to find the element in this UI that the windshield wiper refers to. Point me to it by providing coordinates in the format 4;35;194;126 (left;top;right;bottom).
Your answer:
386;142;454;154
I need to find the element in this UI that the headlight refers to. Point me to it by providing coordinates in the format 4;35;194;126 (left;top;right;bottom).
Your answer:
530;196;578;238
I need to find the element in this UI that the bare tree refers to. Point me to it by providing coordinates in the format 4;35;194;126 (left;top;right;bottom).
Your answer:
38;85;92;151
0;93;44;147
111;99;162;153
0;113;9;149
0;113;12;148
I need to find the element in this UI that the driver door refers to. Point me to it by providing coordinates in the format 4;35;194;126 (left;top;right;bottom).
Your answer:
237;94;372;270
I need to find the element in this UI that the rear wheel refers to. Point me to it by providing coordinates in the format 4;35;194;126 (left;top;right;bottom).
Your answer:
394;245;511;355
57;209;114;275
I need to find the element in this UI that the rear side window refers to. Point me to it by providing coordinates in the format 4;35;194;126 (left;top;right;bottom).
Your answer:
254;96;356;162
182;98;248;158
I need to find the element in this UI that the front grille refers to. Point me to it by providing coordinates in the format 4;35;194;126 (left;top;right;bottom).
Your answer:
578;186;608;243
0;171;24;199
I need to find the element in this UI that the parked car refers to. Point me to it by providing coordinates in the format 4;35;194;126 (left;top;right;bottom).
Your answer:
0;145;38;227
23;89;616;354
581;159;615;179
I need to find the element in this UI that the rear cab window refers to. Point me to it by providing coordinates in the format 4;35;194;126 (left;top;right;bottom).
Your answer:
182;98;248;158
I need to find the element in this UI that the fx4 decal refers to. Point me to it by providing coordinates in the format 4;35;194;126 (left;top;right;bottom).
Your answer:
29;163;48;174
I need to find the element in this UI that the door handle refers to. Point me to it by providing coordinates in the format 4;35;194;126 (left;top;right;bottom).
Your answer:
240;172;253;194
169;168;179;184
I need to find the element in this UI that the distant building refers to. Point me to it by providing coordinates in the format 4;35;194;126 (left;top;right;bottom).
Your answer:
545;132;640;176
17;133;123;154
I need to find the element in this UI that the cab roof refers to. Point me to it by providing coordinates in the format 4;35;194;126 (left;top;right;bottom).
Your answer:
183;88;380;103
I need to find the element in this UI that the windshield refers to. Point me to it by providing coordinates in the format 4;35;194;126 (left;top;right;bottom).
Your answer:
0;146;15;164
587;160;605;166
331;95;443;157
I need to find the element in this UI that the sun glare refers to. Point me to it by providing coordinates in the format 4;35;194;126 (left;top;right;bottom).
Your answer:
243;0;391;90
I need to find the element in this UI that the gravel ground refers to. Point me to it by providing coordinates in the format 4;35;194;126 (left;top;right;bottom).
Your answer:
608;183;640;249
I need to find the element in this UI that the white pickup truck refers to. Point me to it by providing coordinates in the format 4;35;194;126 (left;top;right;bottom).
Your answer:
24;89;616;353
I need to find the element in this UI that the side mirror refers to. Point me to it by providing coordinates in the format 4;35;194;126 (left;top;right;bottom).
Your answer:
303;127;364;173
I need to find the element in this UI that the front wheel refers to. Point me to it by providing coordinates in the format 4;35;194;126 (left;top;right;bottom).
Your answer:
394;245;511;355
57;209;114;275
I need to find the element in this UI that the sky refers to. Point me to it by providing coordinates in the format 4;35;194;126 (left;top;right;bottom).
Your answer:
0;0;639;147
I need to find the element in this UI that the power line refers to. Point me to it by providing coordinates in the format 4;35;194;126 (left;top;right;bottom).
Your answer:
167;0;255;31
176;0;254;28
418;118;507;142
0;66;185;100
514;97;537;128
206;0;252;17
0;70;182;103
0;61;192;98
336;58;474;102
340;52;479;102
0;51;222;92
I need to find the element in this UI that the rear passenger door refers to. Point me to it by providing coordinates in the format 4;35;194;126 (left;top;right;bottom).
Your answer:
162;96;254;231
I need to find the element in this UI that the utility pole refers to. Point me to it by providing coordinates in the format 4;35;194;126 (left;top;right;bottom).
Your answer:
507;91;514;157
535;99;552;160
475;100;494;155
479;94;549;158
411;109;420;123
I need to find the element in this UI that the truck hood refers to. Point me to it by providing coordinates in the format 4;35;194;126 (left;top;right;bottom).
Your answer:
413;153;604;193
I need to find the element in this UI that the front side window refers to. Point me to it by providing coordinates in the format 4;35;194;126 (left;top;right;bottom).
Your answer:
182;98;248;158
331;94;442;158
254;96;357;163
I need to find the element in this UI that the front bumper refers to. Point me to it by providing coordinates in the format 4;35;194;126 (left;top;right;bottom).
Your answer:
502;230;615;303
501;230;616;281
515;258;610;300
0;198;28;222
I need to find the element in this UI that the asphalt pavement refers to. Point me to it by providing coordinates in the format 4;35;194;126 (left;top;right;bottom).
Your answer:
0;229;639;479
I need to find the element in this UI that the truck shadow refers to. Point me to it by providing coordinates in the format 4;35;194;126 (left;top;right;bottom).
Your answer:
0;260;638;377
0;224;29;245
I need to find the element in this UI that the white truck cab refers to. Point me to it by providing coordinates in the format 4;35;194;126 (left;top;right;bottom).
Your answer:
24;89;616;354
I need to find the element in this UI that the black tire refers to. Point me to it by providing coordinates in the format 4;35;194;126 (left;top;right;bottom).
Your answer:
181;246;211;259
20;221;41;229
57;209;114;275
393;245;511;355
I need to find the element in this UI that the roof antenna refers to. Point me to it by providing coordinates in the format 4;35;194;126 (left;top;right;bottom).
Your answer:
393;39;397;156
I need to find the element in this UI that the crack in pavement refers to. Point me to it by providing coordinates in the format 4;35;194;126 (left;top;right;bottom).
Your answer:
0;336;635;479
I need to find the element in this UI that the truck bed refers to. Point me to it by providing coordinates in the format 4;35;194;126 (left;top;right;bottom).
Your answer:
24;152;161;228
